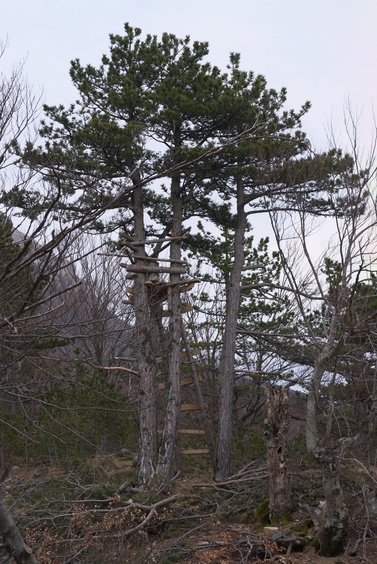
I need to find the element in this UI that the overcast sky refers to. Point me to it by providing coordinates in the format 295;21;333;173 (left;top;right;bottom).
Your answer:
2;0;376;152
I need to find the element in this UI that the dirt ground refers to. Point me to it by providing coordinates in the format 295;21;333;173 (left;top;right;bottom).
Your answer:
183;537;377;563
6;458;377;563
147;516;377;564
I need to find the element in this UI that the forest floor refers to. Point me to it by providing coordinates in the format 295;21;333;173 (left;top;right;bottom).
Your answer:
138;529;376;563
4;454;377;563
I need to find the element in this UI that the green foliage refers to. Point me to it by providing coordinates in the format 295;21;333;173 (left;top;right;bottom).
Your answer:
233;431;266;462
18;24;358;391
0;369;138;463
21;22;353;237
40;372;138;460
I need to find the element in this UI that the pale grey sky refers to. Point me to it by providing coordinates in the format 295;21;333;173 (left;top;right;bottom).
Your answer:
2;0;376;151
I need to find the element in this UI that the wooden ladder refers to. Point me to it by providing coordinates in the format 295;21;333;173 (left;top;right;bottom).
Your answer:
126;269;215;466
178;319;215;465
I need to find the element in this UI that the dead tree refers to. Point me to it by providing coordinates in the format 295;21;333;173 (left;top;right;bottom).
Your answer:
264;385;291;519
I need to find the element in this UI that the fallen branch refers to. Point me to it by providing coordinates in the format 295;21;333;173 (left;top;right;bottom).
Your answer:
193;474;269;488
193;464;268;488
122;494;180;537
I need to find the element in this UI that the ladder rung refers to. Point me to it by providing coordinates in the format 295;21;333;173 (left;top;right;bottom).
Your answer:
181;403;208;412
180;282;196;293
178;429;206;435
158;429;206;436
181;448;210;455
181;375;202;386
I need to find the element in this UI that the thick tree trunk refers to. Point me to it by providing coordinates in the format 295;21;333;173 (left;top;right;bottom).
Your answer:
156;170;182;482
318;455;347;556
0;499;38;563
137;350;158;485
306;344;347;556
215;178;246;480
132;180;158;485
264;385;291;518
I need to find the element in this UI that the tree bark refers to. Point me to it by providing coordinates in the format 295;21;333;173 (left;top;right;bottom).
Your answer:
264;385;291;518
318;455;347;556
306;339;347;556
215;178;246;480
132;179;158;485
156;168;182;482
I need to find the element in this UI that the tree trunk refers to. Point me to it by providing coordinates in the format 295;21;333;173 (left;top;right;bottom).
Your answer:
156;169;182;482
137;349;158;485
132;179;158;485
306;346;347;556
215;178;246;480
264;385;291;518
318;455;347;556
0;499;38;563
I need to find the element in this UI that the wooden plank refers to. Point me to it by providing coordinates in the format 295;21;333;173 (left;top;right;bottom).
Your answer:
161;310;172;317
132;255;188;264
180;281;196;293
180;403;208;412
181;448;210;455
121;263;187;274
180;304;193;313
178;429;205;435
264;527;280;538
181;375;202;386
162;306;195;317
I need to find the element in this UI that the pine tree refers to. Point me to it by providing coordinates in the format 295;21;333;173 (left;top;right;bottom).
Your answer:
23;24;357;486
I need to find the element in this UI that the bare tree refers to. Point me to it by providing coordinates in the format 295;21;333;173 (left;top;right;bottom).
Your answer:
0;43;123;562
264;385;291;519
0;40;44;564
54;238;134;369
269;116;377;555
